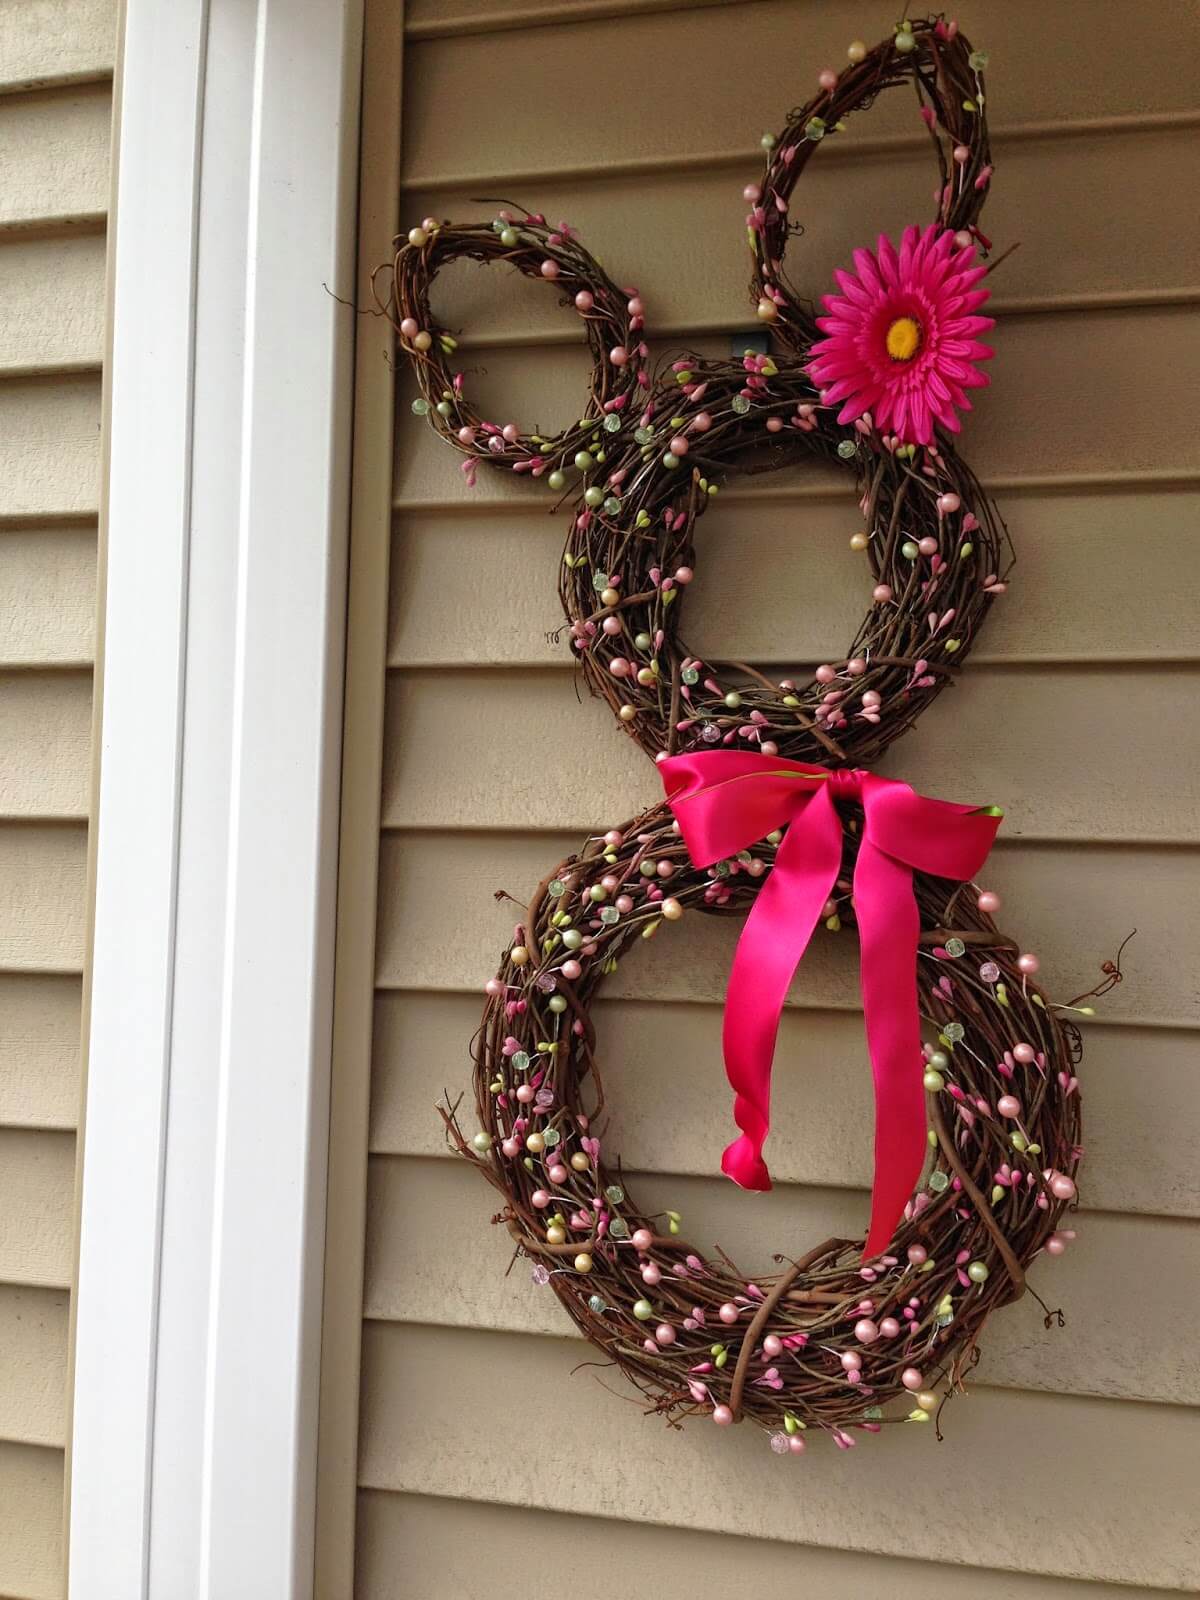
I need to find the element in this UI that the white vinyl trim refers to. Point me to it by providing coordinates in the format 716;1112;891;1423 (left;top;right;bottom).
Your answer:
70;3;364;1595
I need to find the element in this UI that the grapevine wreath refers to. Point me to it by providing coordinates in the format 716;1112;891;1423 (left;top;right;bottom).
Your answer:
387;18;1115;1453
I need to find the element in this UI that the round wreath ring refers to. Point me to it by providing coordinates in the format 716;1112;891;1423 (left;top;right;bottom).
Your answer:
389;18;1010;770
445;802;1088;1448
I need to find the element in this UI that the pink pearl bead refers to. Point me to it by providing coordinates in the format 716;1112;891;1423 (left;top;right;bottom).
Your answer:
760;741;778;756
952;144;970;165
918;536;938;556
846;657;867;676
1045;1233;1068;1255
937;492;962;514
718;1302;740;1325
854;1318;879;1344
902;1367;923;1390
608;657;631;677
743;183;762;203
675;565;694;583
531;1190;551;1208
641;1262;662;1286
656;860;674;878
574;289;594;311
1012;1042;1036;1065
655;1323;676;1346
457;426;475;445
609;345;629;367
603;830;623;847
878;1317;900;1339
669;435;689;455
602;616;622;636
515;1083;535;1104
562;959;583;983
548;1163;568;1183
1017;952;1040;975
615;895;633;914
712;1405;734;1426
840;1350;862;1371
763;1334;783;1358
815;664;836;684
818;68;838;89
765;416;783;432
485;978;504;997
1049;1172;1077;1201
631;1228;653;1251
627;296;644;317
907;1244;928;1265
501;1138;519;1158
872;584;893;602
501;422;520;443
976;890;1001;914
540;260;559;279
789;1435;806;1453
997;1094;1021;1118
692;412;712;432
399;317;418;338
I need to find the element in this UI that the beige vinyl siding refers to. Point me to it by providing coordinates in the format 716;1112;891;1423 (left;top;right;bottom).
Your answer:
337;1;1200;1593
0;5;115;1596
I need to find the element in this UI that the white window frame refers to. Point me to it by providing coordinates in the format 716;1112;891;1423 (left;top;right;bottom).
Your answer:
70;2;366;1594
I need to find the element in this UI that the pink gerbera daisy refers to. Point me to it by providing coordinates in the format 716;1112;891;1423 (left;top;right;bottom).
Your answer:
807;223;994;445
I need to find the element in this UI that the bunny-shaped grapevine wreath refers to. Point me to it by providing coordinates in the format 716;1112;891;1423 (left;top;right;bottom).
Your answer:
390;18;1101;1452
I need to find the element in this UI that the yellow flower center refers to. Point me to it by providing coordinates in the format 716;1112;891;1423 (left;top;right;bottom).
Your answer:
885;315;922;362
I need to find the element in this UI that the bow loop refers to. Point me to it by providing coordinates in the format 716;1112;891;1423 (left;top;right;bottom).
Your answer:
659;750;1002;1259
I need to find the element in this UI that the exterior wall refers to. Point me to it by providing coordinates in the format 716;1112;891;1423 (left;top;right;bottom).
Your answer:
340;1;1200;1594
0;4;116;1597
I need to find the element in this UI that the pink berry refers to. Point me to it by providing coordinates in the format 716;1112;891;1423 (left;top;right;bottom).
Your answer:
631;1228;653;1251
718;1302;740;1325
1049;1172;1077;1201
655;1324;676;1346
1017;952;1041;975
763;1334;783;1358
976;890;1001;914
997;1094;1021;1118
574;290;594;311
854;1318;879;1344
907;1244;928;1266
902;1367;923;1390
712;1405;734;1426
1012;1042;1036;1065
609;345;629;367
540;259;559;279
531;1190;551;1209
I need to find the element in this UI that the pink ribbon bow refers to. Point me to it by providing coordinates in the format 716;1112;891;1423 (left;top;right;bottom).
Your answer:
660;751;1002;1259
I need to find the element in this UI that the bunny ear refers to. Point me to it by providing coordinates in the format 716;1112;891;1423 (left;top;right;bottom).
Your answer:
388;211;648;484
749;22;994;361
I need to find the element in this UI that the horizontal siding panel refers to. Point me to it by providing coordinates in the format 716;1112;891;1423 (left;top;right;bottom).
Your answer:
358;1490;1183;1600
407;126;1199;333
359;1321;1200;1589
390;489;1200;668
0;1130;74;1288
401;0;1200;184
365;1155;1197;1405
0;526;97;667
392;308;1200;507
406;0;742;38
382;665;1200;844
375;832;1198;1028
0;1442;62;1600
0;1286;67;1447
0;0;116;92
0;84;109;229
0;975;81;1131
0;825;88;973
0;672;91;818
0;375;102;520
0;231;106;374
371;992;1199;1218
